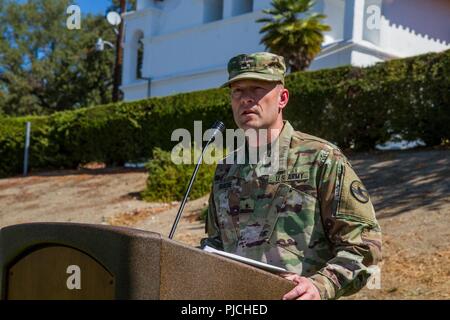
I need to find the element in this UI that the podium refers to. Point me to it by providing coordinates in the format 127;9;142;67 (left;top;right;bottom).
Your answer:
0;223;294;300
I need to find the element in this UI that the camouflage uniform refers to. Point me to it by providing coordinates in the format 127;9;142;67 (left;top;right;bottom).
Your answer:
201;53;382;300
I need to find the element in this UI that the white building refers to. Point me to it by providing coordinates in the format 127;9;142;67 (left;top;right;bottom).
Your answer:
121;0;450;101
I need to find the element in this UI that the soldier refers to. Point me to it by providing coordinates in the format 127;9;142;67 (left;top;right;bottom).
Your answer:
201;52;382;300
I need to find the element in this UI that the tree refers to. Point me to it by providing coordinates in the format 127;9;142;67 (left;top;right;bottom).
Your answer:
257;0;331;72
0;0;117;116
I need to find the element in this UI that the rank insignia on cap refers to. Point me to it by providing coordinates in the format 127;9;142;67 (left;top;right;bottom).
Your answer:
350;180;369;203
239;56;254;69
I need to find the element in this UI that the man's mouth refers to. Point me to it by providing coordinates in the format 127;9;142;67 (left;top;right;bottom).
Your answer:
241;109;258;116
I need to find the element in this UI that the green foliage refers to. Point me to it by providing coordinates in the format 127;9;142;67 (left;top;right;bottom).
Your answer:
284;50;450;150
0;87;233;177
0;50;449;178
0;0;117;116
257;0;331;71
141;148;216;202
199;207;208;223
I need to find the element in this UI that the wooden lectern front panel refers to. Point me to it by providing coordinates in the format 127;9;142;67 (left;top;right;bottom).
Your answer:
7;245;115;300
159;240;295;300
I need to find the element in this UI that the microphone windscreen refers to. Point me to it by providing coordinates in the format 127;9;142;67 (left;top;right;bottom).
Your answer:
211;121;226;133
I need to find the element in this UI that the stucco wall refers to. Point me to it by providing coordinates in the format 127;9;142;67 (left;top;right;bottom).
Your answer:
123;0;450;101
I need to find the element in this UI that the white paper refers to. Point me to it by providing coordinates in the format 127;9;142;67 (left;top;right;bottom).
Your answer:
202;245;288;274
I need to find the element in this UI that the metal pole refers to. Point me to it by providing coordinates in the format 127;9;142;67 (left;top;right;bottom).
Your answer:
23;122;31;176
168;139;213;240
147;77;151;98
112;0;126;102
138;76;151;98
168;121;225;239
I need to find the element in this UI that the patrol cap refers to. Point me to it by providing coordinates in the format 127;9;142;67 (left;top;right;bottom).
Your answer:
221;52;287;88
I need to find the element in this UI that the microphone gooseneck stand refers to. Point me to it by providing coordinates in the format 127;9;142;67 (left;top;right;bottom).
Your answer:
168;121;225;240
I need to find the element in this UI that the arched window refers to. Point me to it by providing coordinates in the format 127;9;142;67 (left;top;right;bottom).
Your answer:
132;30;144;81
136;36;144;79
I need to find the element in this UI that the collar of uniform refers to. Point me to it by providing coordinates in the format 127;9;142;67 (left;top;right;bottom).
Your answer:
251;120;292;177
276;120;294;173
221;120;294;179
245;121;291;176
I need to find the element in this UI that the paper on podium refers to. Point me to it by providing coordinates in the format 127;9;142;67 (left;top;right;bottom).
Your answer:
203;245;288;274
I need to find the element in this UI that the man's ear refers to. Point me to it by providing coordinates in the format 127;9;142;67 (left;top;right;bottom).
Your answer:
279;87;289;110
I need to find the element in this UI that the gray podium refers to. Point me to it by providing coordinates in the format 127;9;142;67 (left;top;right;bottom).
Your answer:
0;223;294;300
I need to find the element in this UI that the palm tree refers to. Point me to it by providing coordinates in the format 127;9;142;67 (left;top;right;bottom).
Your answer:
257;0;331;72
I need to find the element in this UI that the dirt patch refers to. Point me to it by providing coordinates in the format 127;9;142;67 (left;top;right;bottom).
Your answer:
0;168;155;226
107;204;177;226
387;250;450;297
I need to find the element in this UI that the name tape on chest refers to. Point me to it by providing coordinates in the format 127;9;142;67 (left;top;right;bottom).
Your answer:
217;171;309;190
268;171;309;184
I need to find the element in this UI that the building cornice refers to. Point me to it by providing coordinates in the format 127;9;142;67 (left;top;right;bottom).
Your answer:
121;63;227;92
316;39;399;61
123;7;163;21
142;11;265;44
120;80;149;91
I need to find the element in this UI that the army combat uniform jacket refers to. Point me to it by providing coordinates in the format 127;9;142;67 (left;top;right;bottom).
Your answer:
202;121;382;300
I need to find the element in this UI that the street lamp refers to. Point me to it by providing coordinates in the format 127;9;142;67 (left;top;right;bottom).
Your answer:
95;38;115;52
106;11;121;32
95;9;124;102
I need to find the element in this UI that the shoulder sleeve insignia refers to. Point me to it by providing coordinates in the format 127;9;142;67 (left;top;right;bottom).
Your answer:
350;180;370;203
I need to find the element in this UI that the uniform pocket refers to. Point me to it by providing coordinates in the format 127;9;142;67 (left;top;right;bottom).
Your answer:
213;181;240;251
267;185;318;258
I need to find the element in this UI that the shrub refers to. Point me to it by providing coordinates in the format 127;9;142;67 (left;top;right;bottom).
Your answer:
141;148;216;202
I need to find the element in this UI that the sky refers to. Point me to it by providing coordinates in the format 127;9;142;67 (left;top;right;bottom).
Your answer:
15;0;113;16
74;0;112;15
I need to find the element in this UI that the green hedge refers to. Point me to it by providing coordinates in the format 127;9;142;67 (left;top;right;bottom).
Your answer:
0;89;234;177
0;50;449;177
285;50;450;150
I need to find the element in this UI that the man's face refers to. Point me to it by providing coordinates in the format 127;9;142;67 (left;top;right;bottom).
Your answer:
230;79;288;131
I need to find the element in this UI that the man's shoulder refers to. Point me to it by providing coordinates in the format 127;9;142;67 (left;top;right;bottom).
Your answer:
290;130;342;154
286;129;349;169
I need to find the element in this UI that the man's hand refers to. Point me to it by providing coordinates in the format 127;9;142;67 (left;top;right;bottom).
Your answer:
281;273;321;300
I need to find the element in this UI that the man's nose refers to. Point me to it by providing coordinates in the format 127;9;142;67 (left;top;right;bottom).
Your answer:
240;91;256;105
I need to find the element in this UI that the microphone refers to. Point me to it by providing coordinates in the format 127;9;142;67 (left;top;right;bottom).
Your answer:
209;120;226;142
168;121;226;239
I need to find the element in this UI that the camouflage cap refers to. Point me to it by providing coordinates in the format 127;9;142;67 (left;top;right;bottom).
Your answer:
221;52;286;88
